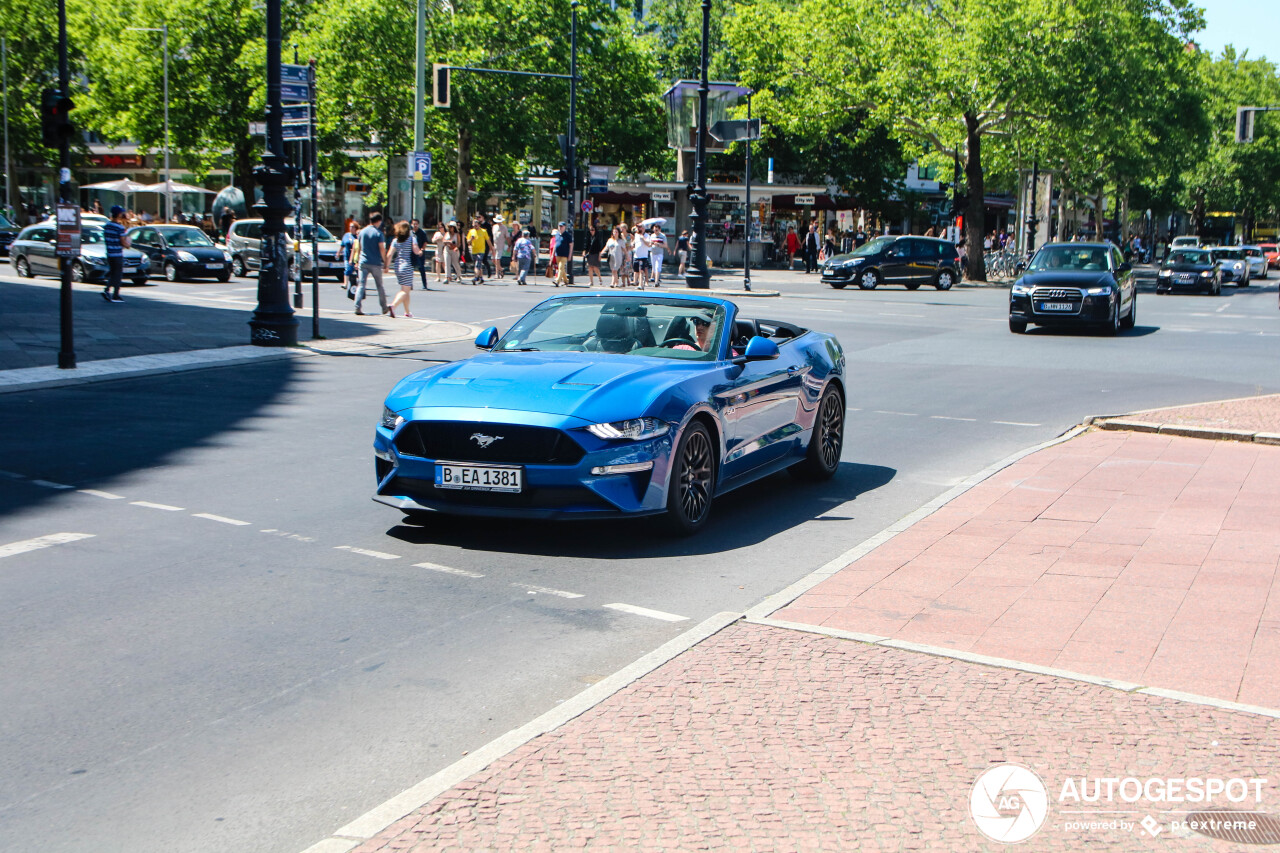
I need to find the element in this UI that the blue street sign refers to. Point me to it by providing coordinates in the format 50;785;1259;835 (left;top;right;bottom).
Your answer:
281;64;309;85
283;123;309;140
410;152;432;182
281;104;310;124
281;83;310;103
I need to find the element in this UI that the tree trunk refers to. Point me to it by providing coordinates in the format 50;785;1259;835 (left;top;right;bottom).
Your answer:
455;124;473;225
1093;193;1105;240
235;139;257;211
963;112;986;281
1119;186;1130;244
1192;189;1205;237
1056;188;1070;242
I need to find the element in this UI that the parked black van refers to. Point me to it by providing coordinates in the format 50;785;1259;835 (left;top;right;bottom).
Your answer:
820;235;962;291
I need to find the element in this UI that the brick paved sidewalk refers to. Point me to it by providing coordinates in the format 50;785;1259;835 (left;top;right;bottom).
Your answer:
1104;394;1280;437
776;428;1280;707
351;622;1278;852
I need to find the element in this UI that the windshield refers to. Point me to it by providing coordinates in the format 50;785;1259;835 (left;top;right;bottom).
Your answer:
1211;248;1243;260
0;213;12;228
1027;245;1112;272
1243;248;1262;258
286;222;334;241
496;297;728;359
1166;250;1210;265
81;226;106;245
157;227;214;247
847;236;895;258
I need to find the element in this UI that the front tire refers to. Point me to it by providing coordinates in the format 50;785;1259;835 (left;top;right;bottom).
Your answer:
164;262;180;282
1102;302;1122;336
664;421;715;535
132;276;149;286
71;261;86;283
14;256;31;277
1009;317;1027;334
231;256;247;277
792;385;844;480
934;269;955;290
1121;293;1136;329
857;269;879;290
829;280;848;290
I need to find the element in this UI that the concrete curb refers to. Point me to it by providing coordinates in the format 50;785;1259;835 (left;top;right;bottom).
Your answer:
0;346;304;395
301;610;742;853
1090;416;1280;445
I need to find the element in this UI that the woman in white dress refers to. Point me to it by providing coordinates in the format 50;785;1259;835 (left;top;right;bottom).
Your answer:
605;226;627;288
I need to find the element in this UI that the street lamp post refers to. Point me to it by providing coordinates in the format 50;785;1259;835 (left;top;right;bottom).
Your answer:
248;0;298;347
685;0;712;289
56;0;74;369
744;91;752;292
2;38;10;217
128;25;170;221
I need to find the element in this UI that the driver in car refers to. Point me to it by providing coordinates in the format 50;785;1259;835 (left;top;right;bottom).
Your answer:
672;315;715;352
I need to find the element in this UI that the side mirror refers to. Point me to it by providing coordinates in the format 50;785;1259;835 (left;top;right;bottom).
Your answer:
474;326;500;350
1014;261;1027;275
734;336;780;364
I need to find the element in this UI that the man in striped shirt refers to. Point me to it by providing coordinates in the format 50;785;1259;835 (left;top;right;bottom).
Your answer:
102;205;132;303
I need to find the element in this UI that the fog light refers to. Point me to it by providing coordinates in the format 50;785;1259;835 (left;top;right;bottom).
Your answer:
374;448;396;462
590;461;654;475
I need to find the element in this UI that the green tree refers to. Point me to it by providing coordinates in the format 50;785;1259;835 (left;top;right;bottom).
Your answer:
71;0;268;199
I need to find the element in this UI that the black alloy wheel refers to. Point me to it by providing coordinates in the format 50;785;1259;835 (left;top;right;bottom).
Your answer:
14;256;30;277
665;421;715;535
793;385;845;480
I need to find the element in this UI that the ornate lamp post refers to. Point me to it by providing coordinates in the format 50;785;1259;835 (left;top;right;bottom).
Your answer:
248;0;298;347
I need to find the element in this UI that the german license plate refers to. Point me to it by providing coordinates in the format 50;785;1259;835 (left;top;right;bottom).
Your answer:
1038;302;1074;311
435;463;522;493
205;262;223;270
123;267;137;274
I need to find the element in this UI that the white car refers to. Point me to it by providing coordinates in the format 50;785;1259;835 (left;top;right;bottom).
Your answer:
1170;236;1201;249
1241;245;1268;280
1207;246;1250;286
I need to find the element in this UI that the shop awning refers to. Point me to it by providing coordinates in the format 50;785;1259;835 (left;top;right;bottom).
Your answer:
590;190;651;204
769;194;858;210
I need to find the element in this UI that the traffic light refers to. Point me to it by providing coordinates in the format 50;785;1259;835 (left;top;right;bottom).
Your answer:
42;88;75;148
1236;106;1256;144
432;63;450;108
553;167;571;200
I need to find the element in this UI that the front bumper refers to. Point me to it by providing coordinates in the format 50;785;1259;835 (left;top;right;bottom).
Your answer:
1010;289;1114;325
372;409;675;520
821;264;859;285
1155;274;1214;291
178;259;232;277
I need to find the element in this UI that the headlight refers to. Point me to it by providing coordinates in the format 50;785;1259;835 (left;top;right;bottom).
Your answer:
176;251;197;263
587;418;669;441
1010;282;1030;294
223;251;233;262
1200;271;1213;278
380;406;404;430
1158;269;1171;277
1085;285;1113;295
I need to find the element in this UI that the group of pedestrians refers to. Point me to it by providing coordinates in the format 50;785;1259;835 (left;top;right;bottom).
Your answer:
596;222;681;289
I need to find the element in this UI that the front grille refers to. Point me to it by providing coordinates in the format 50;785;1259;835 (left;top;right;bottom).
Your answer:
388;476;612;510
395;421;585;465
1031;287;1083;301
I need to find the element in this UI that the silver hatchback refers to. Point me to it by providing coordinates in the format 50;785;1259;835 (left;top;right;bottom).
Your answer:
226;217;344;280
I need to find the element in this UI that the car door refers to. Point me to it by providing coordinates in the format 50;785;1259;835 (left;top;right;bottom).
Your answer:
717;332;808;482
28;227;58;275
879;239;914;285
133;229;160;274
902;238;935;286
243;222;263;269
1111;247;1133;317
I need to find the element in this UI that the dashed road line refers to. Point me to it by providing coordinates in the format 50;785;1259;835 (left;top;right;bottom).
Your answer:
514;583;584;599
993;420;1042;427
261;529;315;542
193;512;252;526
335;545;401;560
0;533;95;560
130;500;185;511
31;479;74;490
873;410;918;416
603;602;689;622
78;489;125;500
416;562;484;578
930;415;977;422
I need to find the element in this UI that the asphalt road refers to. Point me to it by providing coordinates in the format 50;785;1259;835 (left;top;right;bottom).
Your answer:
1;263;1278;852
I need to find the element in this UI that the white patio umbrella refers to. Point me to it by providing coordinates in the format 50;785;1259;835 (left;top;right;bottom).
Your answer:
139;180;215;222
81;178;151;193
639;217;667;228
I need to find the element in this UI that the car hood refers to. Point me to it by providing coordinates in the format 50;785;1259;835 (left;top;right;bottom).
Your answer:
171;245;228;259
386;352;698;423
81;245;146;261
825;252;871;264
1017;270;1115;288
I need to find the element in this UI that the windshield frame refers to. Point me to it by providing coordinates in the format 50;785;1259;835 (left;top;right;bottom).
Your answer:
1165;250;1212;266
845;236;895;258
1026;245;1114;273
155;226;216;247
494;296;732;361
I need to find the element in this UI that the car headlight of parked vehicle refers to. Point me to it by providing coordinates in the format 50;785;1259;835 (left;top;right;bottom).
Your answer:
380;406;404;430
1200;271;1213;278
1158;269;1171;277
1010;282;1031;294
1085;285;1112;295
586;418;670;441
176;251;198;263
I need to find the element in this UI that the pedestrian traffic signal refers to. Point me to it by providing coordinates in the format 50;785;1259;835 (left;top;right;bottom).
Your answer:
553;167;571;200
41;89;75;148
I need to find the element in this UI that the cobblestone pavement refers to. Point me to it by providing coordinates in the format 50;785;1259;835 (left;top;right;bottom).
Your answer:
353;621;1278;852
777;429;1280;708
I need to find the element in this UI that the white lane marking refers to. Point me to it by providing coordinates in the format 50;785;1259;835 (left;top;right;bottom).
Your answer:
603;602;689;623
0;470;25;479
514;583;584;599
993;420;1042;427
878;312;923;318
262;529;315;542
31;480;74;490
193;512;251;526
416;562;484;578
873;410;917;416
78;489;125;500
130;500;184;511
930;415;977;422
335;545;401;560
1216;304;1229;313
470;312;524;324
0;532;95;560
846;406;862;411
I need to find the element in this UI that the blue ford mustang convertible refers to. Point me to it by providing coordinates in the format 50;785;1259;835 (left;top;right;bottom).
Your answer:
373;292;847;534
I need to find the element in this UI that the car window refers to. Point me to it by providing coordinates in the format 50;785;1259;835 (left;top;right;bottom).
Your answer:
1112;248;1124;270
244;222;262;239
28;227;55;243
1028;246;1110;271
496;296;729;360
1243;248;1262;258
1167;250;1209;265
1212;248;1242;260
133;230;152;246
286;222;335;241
156;227;214;247
81;227;106;245
848;236;894;258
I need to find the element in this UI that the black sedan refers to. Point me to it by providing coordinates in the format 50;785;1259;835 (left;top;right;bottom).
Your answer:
10;223;149;285
1008;242;1136;335
0;212;20;256
1156;248;1221;295
127;224;233;282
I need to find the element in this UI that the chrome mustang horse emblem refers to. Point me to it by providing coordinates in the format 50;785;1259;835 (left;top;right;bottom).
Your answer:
470;433;503;448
